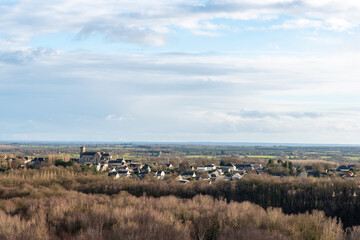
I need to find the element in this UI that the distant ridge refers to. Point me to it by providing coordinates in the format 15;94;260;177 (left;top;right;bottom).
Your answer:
1;141;360;147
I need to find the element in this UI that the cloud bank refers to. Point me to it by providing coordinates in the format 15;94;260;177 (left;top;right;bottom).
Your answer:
1;0;360;143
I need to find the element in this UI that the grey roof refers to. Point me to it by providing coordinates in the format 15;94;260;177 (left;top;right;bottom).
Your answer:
224;163;234;167
109;160;123;164
236;164;253;168
181;172;195;176
81;152;98;156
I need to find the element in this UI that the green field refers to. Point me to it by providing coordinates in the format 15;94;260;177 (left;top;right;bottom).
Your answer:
344;156;360;160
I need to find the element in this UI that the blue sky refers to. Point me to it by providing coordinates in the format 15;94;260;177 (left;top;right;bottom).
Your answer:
1;0;360;143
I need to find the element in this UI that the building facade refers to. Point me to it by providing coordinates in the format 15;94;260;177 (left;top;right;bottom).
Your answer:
79;147;111;165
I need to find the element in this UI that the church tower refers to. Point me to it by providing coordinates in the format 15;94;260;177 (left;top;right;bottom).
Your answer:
80;146;86;154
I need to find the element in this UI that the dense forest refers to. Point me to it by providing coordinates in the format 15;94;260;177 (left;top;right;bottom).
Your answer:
0;165;360;239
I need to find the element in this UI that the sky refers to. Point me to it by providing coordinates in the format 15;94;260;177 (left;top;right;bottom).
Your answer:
1;0;360;144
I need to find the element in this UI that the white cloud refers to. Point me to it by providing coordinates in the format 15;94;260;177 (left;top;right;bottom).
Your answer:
1;0;360;47
272;18;324;30
2;48;360;143
105;114;123;121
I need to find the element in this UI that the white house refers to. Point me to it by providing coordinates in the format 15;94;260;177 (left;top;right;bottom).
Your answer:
196;167;208;172
155;171;165;179
231;173;243;180
205;164;217;170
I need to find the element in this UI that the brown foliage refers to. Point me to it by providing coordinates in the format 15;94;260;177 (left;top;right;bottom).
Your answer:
0;168;357;239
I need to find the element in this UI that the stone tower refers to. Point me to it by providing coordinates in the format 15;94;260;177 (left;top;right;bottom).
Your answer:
80;146;86;154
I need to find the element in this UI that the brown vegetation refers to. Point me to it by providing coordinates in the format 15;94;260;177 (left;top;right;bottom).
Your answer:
0;189;346;240
0;166;359;239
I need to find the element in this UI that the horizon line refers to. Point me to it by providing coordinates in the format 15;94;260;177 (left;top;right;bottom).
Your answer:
2;140;360;147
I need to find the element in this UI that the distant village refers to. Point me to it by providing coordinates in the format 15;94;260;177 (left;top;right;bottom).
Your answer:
17;146;359;182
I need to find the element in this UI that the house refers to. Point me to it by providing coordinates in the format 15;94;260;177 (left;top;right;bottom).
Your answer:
231;173;243;180
129;162;142;169
108;159;125;168
337;165;350;172
210;170;223;177
118;170;131;177
210;170;225;181
180;172;196;179
79;147;111;165
223;163;236;172
108;172;119;179
155;171;165;179
96;162;108;172
196;167;208;172
141;165;151;173
236;164;254;172
299;171;308;178
205;164;217;170
118;166;129;172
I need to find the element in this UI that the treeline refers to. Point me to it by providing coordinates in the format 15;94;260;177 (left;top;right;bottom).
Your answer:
67;173;360;228
0;184;349;240
1;166;360;229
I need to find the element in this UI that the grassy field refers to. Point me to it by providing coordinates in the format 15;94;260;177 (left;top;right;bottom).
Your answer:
344;156;360;160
